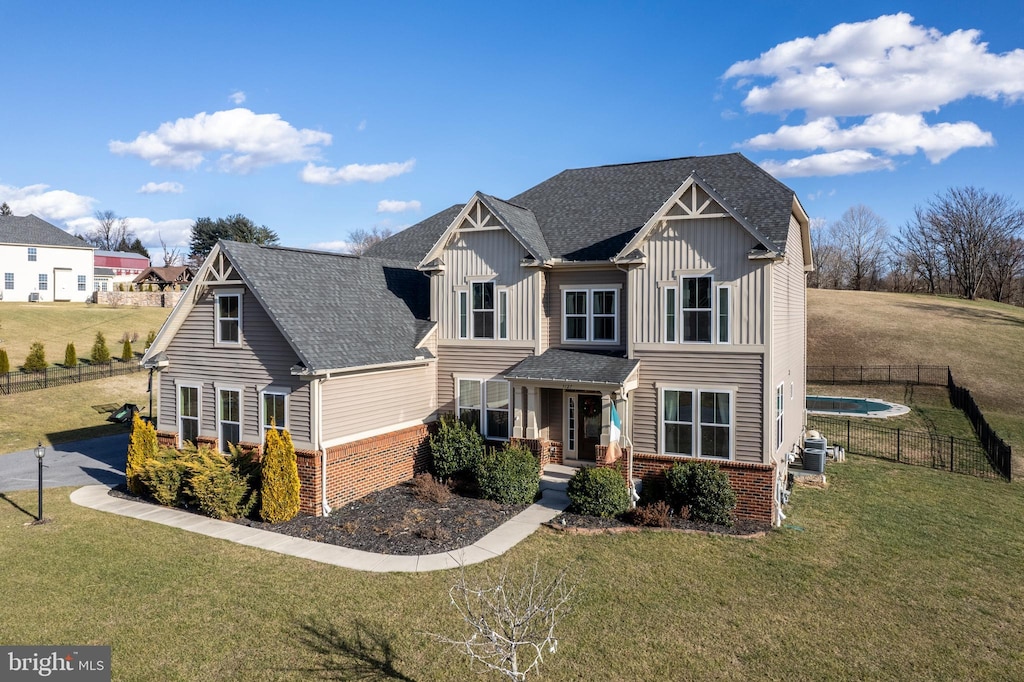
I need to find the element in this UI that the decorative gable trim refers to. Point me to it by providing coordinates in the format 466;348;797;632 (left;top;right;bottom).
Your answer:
613;172;780;262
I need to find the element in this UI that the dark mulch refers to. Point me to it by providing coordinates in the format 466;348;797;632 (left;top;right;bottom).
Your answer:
548;510;771;537
235;482;529;555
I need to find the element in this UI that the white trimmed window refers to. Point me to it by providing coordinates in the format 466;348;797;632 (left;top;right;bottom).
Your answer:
775;383;785;451
261;390;287;439
216;292;241;344
458;291;469;339
38;274;48;291
562;288;618;343
498;290;508;340
681;276;712;343
178;384;201;447
457;378;510;440
218;387;242;453
717;285;731;344
660;387;733;459
663;286;677;343
77;275;87;291
665;277;732;345
4;273;12;290
27;247;36;261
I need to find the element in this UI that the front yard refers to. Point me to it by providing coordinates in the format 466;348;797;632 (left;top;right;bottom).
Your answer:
3;454;1023;680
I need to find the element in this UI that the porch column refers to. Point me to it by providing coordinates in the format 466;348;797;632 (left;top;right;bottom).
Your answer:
525;386;539;439
512;385;525;438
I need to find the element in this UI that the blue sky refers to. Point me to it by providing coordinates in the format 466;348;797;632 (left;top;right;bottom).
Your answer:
1;1;1022;255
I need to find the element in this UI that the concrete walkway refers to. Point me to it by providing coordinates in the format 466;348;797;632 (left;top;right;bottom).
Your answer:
69;464;575;573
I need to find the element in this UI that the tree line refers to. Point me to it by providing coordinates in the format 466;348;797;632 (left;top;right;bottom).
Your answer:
810;186;1024;305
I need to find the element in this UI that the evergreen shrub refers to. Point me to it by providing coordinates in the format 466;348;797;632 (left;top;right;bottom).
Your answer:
24;342;46;371
91;331;110;363
474;445;540;505
429;413;484;482
665;461;736;526
64;342;77;367
0;348;9;374
127;412;158;495
260;424;301;523
140;447;190;506
185;446;253;520
121;339;133;362
566;467;629;518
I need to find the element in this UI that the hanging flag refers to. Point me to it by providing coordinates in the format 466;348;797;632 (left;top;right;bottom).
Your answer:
609;400;621;445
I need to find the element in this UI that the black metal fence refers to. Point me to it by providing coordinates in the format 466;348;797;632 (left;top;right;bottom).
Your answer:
0;360;144;395
809;415;1007;481
808;365;950;386
947;369;1012;480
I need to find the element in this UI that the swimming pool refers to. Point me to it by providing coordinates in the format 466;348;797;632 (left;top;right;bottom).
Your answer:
806;395;910;418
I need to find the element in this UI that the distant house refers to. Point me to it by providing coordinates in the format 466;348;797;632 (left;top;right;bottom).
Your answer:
143;154;812;525
94;250;150;290
133;265;195;291
0;214;94;302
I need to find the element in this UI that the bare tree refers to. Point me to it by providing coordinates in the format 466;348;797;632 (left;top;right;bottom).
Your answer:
831;205;889;290
81;210;137;251
984;234;1024;303
159;232;182;267
426;562;577;681
924;187;1024;300
894;207;947;295
347;226;393;255
808;217;843;289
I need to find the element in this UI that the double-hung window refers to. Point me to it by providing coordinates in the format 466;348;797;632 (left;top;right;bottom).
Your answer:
261;390;287;437
681;276;712;342
4;273;12;290
77;275;87;291
457;378;510;440
178;384;201;447
218;388;242;452
459;282;507;340
27;247;37;262
38;274;48;291
562;288;618;343
660;387;732;459
216;292;241;344
472;282;494;339
775;383;785;451
665;276;731;344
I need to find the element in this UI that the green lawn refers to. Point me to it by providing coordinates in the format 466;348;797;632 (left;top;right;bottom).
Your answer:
2;456;1023;680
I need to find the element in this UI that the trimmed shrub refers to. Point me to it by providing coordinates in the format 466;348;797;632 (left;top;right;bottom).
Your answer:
260;425;301;523
665;461;736;527
127;412;158;495
23;342;46;371
410;473;452;504
91;331;110;364
0;348;9;374
629;500;671;528
64;342;77;367
567;467;629;518
145;329;156;348
140;447;190;506
474;445;540;505
429;412;484;482
121;339;133;362
185;446;253;520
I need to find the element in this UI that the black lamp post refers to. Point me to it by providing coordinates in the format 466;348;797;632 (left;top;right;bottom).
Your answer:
34;441;45;522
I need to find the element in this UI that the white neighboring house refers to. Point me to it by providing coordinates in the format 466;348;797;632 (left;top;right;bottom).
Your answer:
0;215;94;302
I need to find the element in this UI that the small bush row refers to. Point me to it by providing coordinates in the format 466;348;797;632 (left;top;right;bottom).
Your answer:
4;329;157;372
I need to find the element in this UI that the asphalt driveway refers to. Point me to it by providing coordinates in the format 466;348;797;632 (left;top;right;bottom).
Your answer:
0;434;127;493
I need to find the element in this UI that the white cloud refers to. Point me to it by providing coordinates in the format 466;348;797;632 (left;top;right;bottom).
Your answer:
308;240;353;253
109;107;332;173
0;183;96;221
724;13;1024;117
376;199;421;213
138;181;185;194
742;113;994;163
760;150;895;178
301;159;415;185
230;90;246;105
67;215;193;249
357;120;367;132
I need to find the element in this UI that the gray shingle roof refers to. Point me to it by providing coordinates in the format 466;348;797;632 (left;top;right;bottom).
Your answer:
219;241;432;374
369;153;797;263
505;349;639;386
0;214;92;249
477;193;551;262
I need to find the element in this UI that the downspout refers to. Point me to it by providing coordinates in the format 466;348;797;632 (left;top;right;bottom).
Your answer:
315;377;331;516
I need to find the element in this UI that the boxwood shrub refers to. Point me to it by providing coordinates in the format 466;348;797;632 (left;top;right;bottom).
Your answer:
474;445;540;505
665;461;736;526
429;413;485;482
567;467;629;518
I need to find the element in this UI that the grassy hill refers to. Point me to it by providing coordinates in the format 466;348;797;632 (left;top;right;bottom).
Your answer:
807;289;1024;465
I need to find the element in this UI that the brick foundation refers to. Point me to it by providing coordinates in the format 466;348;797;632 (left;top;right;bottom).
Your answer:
510;438;564;469
156;431;177;448
600;450;776;524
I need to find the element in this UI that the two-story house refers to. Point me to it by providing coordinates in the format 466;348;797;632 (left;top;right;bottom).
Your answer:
0;214;94;302
142;153;811;524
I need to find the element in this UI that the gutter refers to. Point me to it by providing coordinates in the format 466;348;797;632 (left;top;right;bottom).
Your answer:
291;356;435;379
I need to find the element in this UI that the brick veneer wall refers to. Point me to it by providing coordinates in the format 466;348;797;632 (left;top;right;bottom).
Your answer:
601;450;776;524
510;438;564;470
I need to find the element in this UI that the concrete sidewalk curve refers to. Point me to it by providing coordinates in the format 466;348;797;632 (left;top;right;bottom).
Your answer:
69;464;575;573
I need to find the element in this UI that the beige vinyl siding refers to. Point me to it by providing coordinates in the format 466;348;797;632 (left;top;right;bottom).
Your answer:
770;214;809;459
545;267;628;351
540;387;563;441
436;344;534;413
320;364;436;442
158;288;313;448
631;349;764;464
435;228;539;343
632;217;766;346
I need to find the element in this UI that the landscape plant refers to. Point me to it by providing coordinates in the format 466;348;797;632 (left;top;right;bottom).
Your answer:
429;412;484;482
91;331;110;364
665;461;736;526
121;339;133;362
185;446;254;520
64;342;77;367
260;423;301;523
23;342;46;372
474;445;539;505
126;412;158;495
145;329;156;348
0;348;9;374
139;447;189;506
566;466;629;518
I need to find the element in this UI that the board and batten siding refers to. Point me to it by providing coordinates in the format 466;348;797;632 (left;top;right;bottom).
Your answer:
320;364;436;443
544;267;628;351
434;228;540;343
158;288;313;448
631;349;764;464
770;214;809;458
631;217;766;346
436;344;534;413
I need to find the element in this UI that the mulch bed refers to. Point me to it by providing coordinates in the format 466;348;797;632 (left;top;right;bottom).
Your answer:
548;510;771;538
